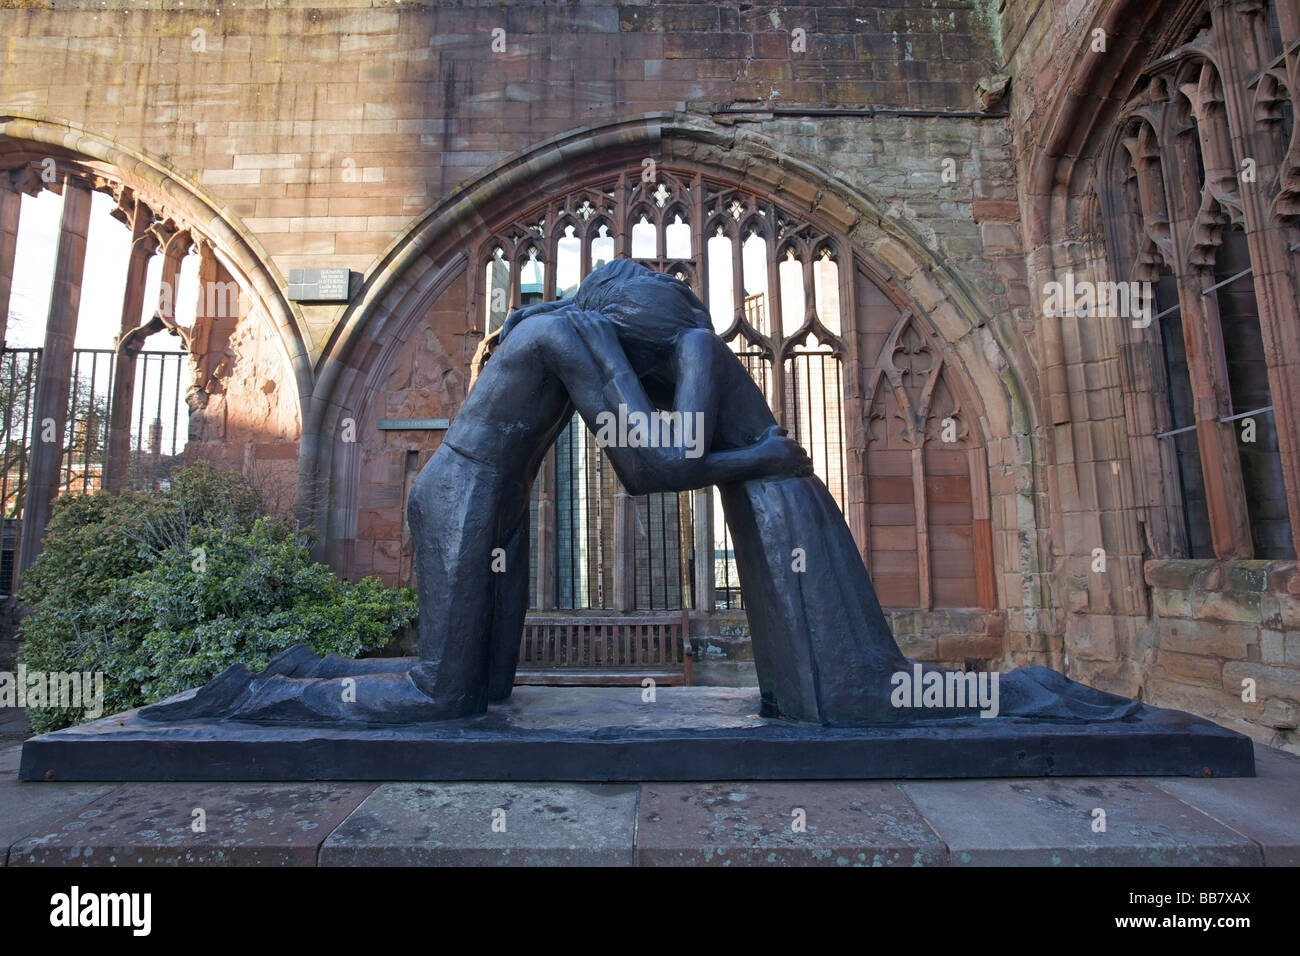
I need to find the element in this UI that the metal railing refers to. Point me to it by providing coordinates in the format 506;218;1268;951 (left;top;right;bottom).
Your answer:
0;346;190;596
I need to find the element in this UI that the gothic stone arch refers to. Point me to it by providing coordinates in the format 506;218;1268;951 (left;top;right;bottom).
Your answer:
1023;0;1300;711
308;116;1036;664
0;117;308;571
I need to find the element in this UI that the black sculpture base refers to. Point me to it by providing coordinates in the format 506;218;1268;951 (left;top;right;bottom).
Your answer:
20;686;1254;782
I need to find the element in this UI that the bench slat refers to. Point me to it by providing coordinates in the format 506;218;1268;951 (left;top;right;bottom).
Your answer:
515;616;692;686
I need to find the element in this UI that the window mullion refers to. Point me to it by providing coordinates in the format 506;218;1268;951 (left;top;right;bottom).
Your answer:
1172;267;1254;558
1147;71;1256;559
764;228;784;427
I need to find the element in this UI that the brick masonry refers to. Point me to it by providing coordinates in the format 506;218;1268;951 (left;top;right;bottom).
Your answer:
0;0;1003;315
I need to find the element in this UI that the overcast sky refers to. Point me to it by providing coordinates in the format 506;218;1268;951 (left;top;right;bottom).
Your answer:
7;189;187;353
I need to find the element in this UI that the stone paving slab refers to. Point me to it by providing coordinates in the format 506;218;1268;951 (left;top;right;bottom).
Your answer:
2;742;1297;866
635;781;948;866
320;783;639;866
8;782;375;866
0;745;118;866
899;777;1264;866
1155;745;1300;866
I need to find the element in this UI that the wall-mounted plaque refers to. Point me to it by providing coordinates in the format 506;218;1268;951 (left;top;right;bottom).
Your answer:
288;268;353;302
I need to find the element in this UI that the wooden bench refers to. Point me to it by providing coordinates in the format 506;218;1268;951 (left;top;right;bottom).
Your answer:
514;612;693;686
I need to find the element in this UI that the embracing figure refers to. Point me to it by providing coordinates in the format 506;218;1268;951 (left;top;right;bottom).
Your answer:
404;260;815;717
144;260;1137;725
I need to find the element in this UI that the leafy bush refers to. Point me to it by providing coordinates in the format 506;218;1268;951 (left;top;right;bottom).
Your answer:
18;463;265;604
18;465;416;733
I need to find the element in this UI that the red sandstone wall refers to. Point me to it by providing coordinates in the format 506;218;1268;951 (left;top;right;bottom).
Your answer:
348;272;471;586
0;1;1008;358
185;278;302;514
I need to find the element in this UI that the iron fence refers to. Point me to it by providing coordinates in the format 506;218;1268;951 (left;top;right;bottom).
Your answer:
0;346;190;596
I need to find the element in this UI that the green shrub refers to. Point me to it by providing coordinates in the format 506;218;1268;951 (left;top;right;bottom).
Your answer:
17;462;266;608
17;466;417;733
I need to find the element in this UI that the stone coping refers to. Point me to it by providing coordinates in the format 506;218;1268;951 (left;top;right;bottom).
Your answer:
1144;558;1299;595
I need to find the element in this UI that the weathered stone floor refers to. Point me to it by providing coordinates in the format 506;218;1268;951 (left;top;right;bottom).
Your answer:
1;741;1296;867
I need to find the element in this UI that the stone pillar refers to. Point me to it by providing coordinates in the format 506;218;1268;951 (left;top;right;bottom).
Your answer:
1146;61;1254;559
0;174;21;348
157;228;190;327
187;241;221;377
103;202;157;494
612;491;636;612
1214;0;1300;558
1177;270;1253;559
15;177;92;583
764;236;786;428
835;236;871;566
1276;0;1300;45
692;487;714;612
179;238;214;424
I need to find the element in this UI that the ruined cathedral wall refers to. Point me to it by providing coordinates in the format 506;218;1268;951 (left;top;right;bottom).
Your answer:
1;2;1047;684
0;1;1019;353
997;0;1160;703
1000;0;1300;752
185;262;302;517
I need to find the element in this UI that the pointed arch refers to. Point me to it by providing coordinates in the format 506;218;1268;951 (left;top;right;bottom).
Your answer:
305;114;1033;619
0;114;312;411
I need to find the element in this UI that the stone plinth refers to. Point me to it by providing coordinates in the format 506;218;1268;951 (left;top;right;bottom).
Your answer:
19;686;1254;783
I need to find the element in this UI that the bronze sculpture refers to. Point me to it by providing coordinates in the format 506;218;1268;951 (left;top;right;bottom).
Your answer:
140;260;1139;726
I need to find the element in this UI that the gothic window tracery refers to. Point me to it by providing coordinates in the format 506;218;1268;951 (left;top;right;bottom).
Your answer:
472;164;991;613
1105;1;1298;561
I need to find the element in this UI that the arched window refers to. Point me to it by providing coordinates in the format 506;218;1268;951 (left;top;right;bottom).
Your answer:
690;184;854;608
0;159;252;592
1105;27;1297;561
475;169;854;612
471;164;995;616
